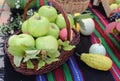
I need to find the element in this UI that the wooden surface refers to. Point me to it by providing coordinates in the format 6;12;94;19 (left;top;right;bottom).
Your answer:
0;0;11;25
93;0;111;17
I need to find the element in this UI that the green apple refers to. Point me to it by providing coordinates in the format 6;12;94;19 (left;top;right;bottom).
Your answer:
38;5;58;23
22;14;50;38
8;34;35;56
118;4;120;8
36;35;58;51
21;20;28;33
29;12;39;19
47;23;60;39
8;34;35;48
116;0;120;4
22;12;39;33
56;14;74;29
110;3;118;11
68;14;74;27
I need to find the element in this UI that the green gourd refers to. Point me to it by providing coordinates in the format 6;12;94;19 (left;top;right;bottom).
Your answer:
5;0;37;9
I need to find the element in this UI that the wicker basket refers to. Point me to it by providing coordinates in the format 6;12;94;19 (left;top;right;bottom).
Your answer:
56;0;90;13
5;0;80;75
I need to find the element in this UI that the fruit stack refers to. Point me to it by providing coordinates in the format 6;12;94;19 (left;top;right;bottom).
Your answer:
109;0;120;21
5;0;80;75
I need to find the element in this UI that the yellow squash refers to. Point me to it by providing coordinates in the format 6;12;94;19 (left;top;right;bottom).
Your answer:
80;53;112;71
74;13;81;32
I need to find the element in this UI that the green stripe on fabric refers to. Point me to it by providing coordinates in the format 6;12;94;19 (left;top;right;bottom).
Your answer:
108;34;120;50
36;0;40;8
92;14;120;50
94;29;120;68
62;63;73;81
47;72;55;81
44;0;48;5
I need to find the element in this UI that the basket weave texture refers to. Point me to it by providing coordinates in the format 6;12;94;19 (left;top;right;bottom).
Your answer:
56;0;90;13
5;0;80;75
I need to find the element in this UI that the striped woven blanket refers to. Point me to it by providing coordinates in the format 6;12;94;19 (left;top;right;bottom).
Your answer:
4;9;119;81
3;2;120;81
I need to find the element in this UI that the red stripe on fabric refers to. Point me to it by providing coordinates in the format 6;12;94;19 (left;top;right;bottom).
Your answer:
112;63;120;75
110;64;120;81
93;19;120;60
110;66;120;81
89;3;109;26
40;0;44;6
53;67;65;81
89;4;120;42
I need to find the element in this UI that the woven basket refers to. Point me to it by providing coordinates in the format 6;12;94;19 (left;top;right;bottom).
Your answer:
5;0;80;75
56;0;90;13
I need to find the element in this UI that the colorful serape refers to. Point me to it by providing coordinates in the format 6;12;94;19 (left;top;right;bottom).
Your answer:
4;1;119;81
36;56;84;81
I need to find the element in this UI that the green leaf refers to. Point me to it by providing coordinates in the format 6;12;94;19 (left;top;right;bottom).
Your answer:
8;46;24;57
58;39;70;46
45;58;59;64
74;13;93;19
25;49;41;55
58;39;64;45
58;39;75;51
63;41;70;46
13;56;23;67
46;50;60;58
74;18;85;30
26;60;34;69
63;45;75;51
74;13;93;30
37;60;45;70
23;55;39;62
23;49;41;62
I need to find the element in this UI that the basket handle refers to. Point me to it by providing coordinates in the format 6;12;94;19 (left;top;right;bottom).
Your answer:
24;0;71;41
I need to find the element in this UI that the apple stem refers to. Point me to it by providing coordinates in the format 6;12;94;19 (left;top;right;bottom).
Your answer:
35;16;41;20
39;16;41;20
40;50;46;55
40;50;47;61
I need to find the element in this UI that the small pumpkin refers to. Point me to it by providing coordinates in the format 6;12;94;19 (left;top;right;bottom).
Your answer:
5;0;37;9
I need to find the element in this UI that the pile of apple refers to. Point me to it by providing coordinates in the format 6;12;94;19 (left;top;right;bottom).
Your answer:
110;0;120;12
8;5;75;69
109;0;120;21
